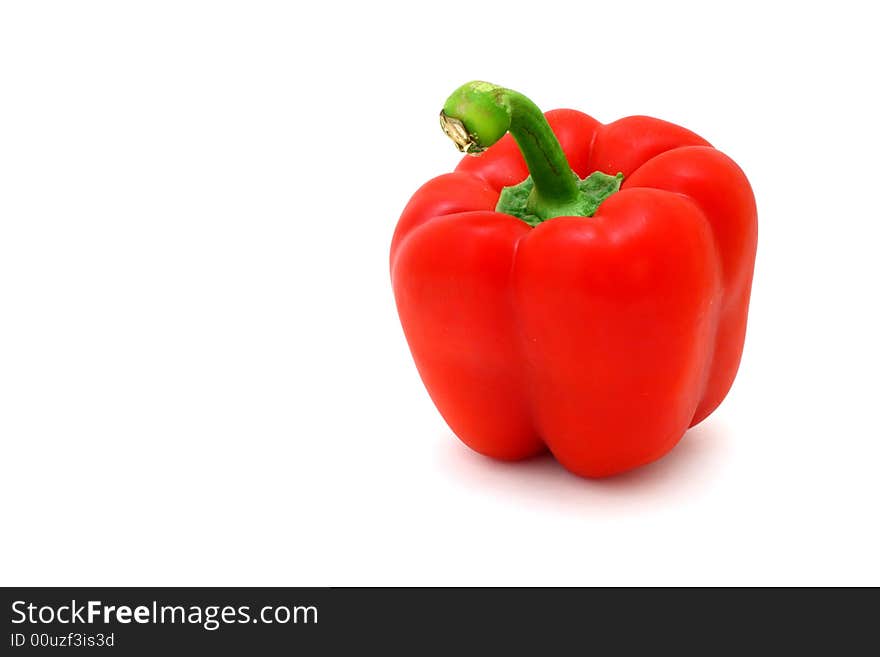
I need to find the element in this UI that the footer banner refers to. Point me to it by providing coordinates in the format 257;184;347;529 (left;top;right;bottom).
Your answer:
1;587;874;653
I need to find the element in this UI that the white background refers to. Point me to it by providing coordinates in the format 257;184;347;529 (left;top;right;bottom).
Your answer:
1;1;878;586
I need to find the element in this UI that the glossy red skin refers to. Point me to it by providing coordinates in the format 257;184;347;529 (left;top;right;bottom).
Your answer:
390;110;757;478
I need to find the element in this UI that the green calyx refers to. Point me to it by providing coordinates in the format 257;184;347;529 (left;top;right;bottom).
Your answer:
440;81;623;225
496;171;623;226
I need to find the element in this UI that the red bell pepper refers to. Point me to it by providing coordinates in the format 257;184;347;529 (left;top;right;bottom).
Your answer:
390;82;757;478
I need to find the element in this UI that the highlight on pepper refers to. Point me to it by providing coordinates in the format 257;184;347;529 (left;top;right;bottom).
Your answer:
390;81;757;478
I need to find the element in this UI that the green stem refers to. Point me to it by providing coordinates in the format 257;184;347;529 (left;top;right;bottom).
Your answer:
440;81;584;221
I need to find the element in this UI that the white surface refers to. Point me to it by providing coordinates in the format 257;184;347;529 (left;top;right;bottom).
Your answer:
1;1;878;586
